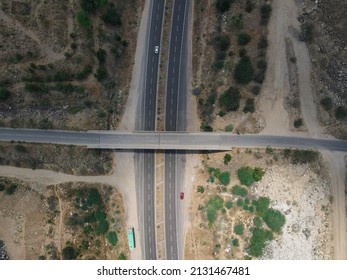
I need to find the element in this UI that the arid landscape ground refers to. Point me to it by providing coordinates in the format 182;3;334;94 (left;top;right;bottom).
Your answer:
0;0;346;261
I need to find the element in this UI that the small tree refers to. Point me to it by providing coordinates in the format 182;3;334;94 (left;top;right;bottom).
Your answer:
62;246;77;260
197;185;205;193
219;87;241;112
232;238;239;247
256;197;270;218
225;201;233;209
218;172;230;186
223;154;232;165
232;185;248;197
216;0;234;13
237;32;251;45
234;223;244;235
234;56;254;84
96;48;107;63
253;167;265;181
0;88;10;102
294;118;304;128
335;106;347;120
5;184;17;195
320;97;333;111
107;231;118;246
237;166;255;186
264;209;286;232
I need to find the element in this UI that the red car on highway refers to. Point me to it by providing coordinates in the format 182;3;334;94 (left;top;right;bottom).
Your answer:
180;192;184;200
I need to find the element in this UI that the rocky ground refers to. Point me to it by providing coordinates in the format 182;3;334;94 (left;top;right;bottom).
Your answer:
299;0;347;138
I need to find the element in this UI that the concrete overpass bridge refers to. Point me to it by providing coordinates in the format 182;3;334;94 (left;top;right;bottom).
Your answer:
0;128;346;152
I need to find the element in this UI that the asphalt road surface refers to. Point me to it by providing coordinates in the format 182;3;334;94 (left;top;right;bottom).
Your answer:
164;0;189;260
1;128;347;152
135;0;165;260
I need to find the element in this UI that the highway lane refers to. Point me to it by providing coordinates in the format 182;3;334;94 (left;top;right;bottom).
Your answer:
164;0;189;260
1;128;347;152
136;0;165;260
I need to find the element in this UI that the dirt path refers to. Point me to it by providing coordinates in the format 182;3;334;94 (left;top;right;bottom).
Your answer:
258;0;294;136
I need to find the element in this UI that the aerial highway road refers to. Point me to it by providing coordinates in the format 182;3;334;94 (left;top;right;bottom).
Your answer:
1;128;347;152
135;0;165;260
164;0;189;260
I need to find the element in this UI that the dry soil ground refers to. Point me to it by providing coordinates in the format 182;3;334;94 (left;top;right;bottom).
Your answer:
0;175;129;260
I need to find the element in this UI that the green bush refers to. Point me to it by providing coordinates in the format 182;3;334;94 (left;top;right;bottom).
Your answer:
223;154;232;165
294;118;304;128
253;167;265;181
219;87;241;112
218;172;230;186
258;35;268;49
213;60;224;71
80;0;107;13
207;195;224;211
0;184;5;191
237;32;251;46
225;124;233;132
248;228;273;257
225;201;233;209
62;246;77;260
216;0;234;13
119;253;127;260
216;51;226;60
96;48;107;63
256;197;270;218
260;4;272;25
0;88;10;102
264;209;286;232
234;223;244;235
25;83;49;94
231;185;248;197
245;0;255;13
107;231;118;246
214;34;231;52
253;216;263;228
335;106;347;120
200;122;213;132
291;150;318;164
243;98;255;113
95;66;107;81
15;145;27;153
102;7;122;26
39;118;53;130
234;56;254;84
76;65;93;80
207;206;217;224
197;186;205;193
252;85;261;95
236;198;244;207
237;166;255;186
77;10;92;29
320;97;333;111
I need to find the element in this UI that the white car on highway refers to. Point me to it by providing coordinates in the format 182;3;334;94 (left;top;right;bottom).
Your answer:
154;46;159;54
